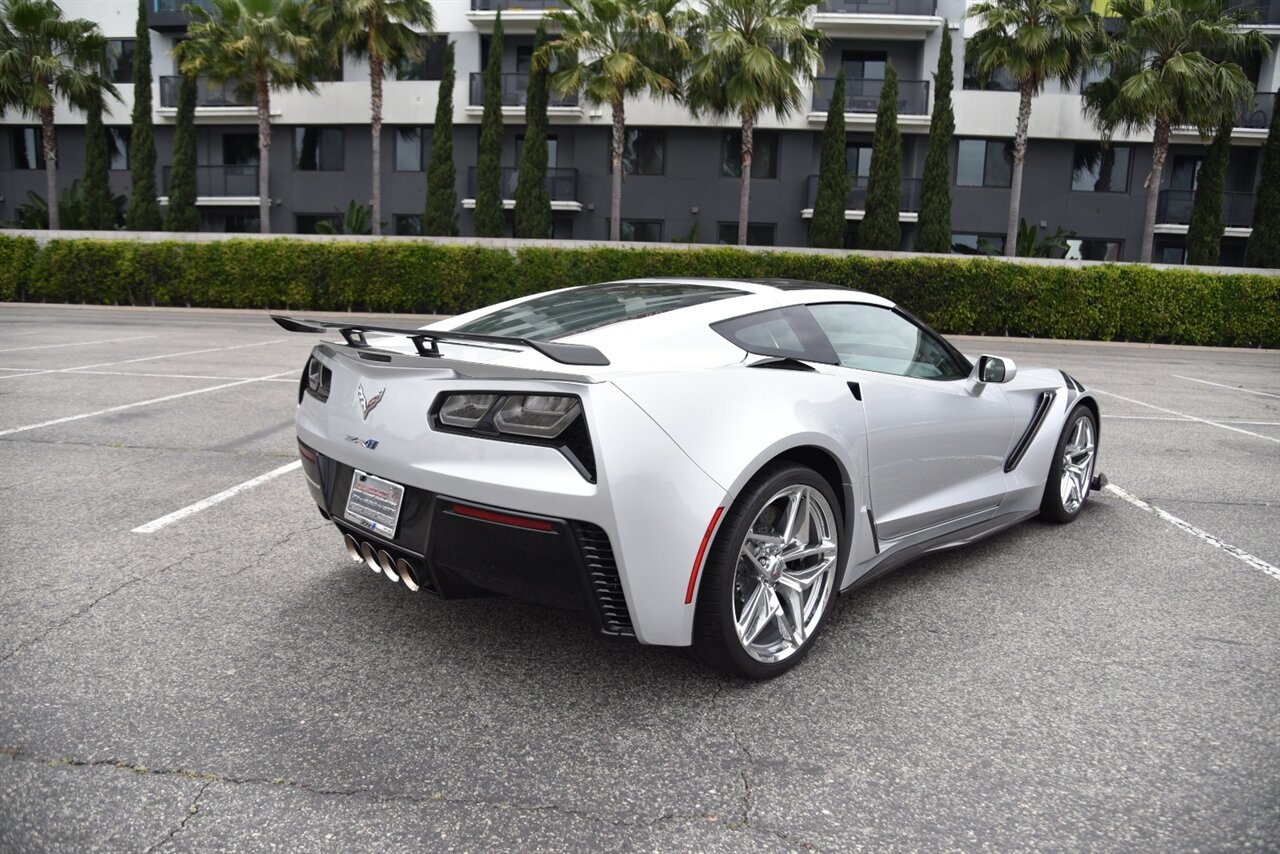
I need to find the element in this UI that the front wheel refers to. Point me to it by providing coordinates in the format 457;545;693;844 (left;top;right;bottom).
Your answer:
1040;405;1097;523
693;464;842;680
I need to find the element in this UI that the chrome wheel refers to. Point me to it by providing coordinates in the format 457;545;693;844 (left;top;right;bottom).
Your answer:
732;485;839;664
1059;416;1096;514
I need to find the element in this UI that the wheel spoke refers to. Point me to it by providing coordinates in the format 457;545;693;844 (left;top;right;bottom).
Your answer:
780;540;837;563
741;547;768;578
736;582;772;646
780;555;835;591
745;531;783;548
776;584;806;646
781;488;806;544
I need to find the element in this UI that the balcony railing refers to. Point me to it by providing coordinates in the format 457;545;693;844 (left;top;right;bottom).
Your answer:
806;175;923;212
1229;0;1280;24
1156;190;1256;227
469;72;579;108
466;167;579;201
162;164;260;197
159;76;253;109
812;77;930;116
819;0;938;14
153;0;212;10
471;0;564;9
1237;91;1276;129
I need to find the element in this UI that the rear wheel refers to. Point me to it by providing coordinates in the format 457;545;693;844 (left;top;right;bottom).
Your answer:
693;464;842;680
1040;405;1097;523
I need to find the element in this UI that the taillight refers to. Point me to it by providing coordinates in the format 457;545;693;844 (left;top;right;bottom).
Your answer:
430;392;594;481
301;356;331;403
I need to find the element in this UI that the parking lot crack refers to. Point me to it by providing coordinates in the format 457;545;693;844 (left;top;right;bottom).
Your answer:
0;553;195;667
144;780;210;854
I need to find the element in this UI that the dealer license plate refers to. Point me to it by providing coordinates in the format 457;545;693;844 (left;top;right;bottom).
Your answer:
344;470;405;539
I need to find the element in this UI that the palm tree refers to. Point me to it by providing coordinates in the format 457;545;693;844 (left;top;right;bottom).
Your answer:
967;0;1094;257
538;0;690;241
174;0;318;234
0;0;116;230
686;0;823;246
308;0;435;236
1083;0;1270;263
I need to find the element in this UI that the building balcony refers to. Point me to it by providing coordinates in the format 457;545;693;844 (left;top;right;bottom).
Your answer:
1156;190;1255;230
462;167;582;211
158;76;263;119
467;73;581;117
160;164;261;206
809;77;930;128
814;0;943;39
467;0;564;32
1237;91;1276;130
148;0;213;32
801;175;923;220
1229;0;1280;26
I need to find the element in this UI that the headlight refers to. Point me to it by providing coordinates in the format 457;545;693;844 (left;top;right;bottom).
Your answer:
493;395;582;438
438;393;499;428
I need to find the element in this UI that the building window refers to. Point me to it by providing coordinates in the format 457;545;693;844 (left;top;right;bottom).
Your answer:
1063;238;1122;261
12;127;43;170
720;131;778;179
951;233;1005;255
106;39;135;84
612;129;664;175
295;127;344;171
962;43;1016;91
296;213;342;233
224;214;260;233
396;35;447;81
553;216;573;239
394;214;423;235
1169;155;1202;191
1079;61;1110;91
395;127;432;172
846;143;872;181
223;133;258;165
842;50;886;81
1071;143;1130;193
956;139;1013;188
516;135;558;167
607;219;662;241
107;127;130;170
717;222;776;246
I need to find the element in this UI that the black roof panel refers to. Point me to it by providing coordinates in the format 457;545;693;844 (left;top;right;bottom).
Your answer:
745;278;850;292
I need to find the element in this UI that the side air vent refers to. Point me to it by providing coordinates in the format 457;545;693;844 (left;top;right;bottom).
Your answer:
575;522;635;638
1005;391;1055;473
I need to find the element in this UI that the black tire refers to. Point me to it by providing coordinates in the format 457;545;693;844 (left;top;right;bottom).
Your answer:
692;463;843;680
1039;404;1098;524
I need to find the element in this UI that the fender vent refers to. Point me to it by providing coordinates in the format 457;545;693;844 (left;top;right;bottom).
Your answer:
574;523;634;638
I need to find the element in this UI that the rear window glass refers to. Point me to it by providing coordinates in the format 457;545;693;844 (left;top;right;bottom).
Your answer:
455;283;744;341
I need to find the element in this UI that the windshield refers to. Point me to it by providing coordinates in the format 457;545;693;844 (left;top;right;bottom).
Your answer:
455;283;745;341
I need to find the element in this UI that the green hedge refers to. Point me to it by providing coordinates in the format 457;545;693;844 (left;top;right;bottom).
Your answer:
3;235;1278;347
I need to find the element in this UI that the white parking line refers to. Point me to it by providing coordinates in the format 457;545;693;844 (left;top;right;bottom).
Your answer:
1172;374;1280;400
1092;389;1280;445
0;338;286;381
0;334;157;353
65;369;296;382
1102;415;1280;426
0;370;294;437
132;461;302;533
1105;484;1279;582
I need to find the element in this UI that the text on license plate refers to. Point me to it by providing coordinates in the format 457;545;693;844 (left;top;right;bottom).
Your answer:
344;470;404;539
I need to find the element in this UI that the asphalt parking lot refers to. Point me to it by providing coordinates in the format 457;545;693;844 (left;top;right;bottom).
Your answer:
1;302;1277;852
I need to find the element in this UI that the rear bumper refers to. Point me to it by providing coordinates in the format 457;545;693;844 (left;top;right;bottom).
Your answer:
302;442;635;637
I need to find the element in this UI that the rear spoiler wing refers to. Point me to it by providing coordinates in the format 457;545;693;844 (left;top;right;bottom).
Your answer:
270;315;610;366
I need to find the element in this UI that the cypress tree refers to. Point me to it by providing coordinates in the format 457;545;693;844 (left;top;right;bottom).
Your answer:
474;12;506;237
125;0;161;230
1245;100;1280;268
514;22;552;239
915;28;954;254
859;62;901;251
165;73;201;231
424;41;458;236
1185;120;1231;266
810;71;850;249
82;88;116;230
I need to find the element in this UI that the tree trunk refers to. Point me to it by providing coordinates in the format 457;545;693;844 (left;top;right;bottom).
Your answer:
256;73;272;234
369;30;383;237
738;112;754;246
1004;81;1033;257
1141;118;1170;264
42;106;59;230
610;97;624;241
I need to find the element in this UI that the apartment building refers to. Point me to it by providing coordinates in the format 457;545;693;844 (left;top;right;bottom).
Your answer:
1;0;1276;264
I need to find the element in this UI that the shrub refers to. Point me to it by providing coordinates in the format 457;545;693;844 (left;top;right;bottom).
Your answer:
2;234;1277;347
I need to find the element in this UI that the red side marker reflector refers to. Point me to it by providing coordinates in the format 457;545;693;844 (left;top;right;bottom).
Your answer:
297;441;318;463
450;503;555;532
685;507;725;605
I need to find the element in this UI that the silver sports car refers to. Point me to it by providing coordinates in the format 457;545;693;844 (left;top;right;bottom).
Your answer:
275;278;1103;679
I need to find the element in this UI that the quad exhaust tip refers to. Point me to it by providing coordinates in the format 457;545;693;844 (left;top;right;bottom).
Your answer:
377;550;399;583
345;533;421;591
359;541;381;574
343;533;363;563
397;558;421;593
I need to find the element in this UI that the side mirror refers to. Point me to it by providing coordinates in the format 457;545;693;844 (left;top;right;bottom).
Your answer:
974;354;1017;384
